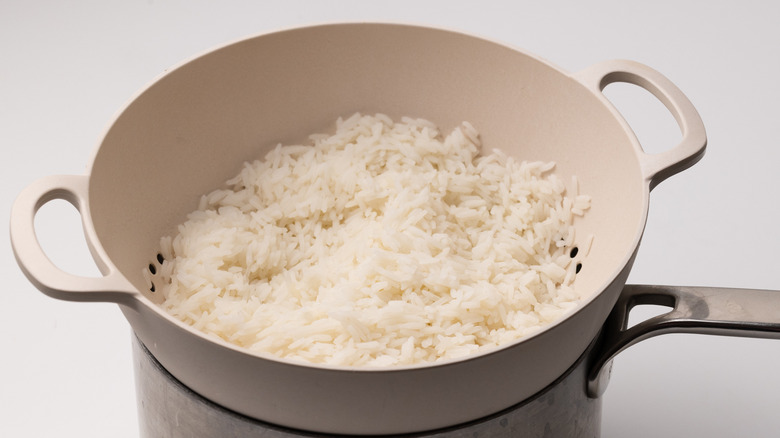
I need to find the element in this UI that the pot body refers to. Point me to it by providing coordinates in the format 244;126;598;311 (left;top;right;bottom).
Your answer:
133;333;602;437
11;23;705;435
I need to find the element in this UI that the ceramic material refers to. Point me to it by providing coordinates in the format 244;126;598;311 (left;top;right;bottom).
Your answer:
12;23;706;435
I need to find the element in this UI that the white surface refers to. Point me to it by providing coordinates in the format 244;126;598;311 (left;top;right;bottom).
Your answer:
2;1;779;437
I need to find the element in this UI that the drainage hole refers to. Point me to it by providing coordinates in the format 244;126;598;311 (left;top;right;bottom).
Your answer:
156;253;165;264
569;247;578;258
150;282;156;293
575;263;583;274
148;263;157;275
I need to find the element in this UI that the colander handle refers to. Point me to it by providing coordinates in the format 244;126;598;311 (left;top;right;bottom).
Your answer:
10;174;138;305
587;285;780;398
575;60;707;190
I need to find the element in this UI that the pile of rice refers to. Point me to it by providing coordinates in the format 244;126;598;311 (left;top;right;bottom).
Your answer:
153;113;591;367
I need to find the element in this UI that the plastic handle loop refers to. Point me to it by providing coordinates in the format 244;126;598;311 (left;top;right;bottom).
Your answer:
575;60;707;190
10;175;138;305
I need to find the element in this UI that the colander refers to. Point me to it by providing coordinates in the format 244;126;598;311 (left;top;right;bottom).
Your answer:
12;23;780;435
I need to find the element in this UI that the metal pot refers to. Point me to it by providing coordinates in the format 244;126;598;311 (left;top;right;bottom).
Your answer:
12;23;776;436
133;333;602;437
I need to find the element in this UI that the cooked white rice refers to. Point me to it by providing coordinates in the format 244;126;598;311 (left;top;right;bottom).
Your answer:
154;113;591;367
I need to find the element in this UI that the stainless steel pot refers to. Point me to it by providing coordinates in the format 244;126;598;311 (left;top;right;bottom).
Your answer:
133;333;602;437
11;23;777;436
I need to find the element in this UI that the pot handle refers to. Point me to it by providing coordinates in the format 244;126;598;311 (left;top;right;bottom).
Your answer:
587;284;780;398
10;174;138;305
574;60;707;190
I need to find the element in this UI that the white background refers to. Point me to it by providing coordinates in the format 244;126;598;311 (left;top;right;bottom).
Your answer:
2;1;780;437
